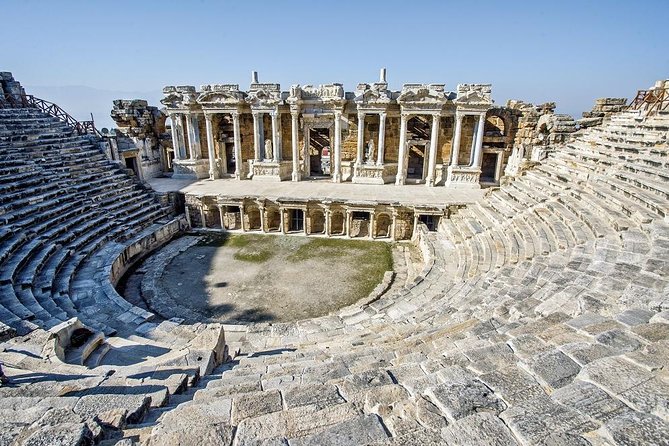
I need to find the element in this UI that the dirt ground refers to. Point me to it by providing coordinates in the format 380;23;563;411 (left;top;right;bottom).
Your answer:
159;233;393;324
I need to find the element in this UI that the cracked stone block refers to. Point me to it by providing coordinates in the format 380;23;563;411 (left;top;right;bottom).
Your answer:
440;412;519;445
632;322;669;342
414;396;449;431
425;380;506;422
363;384;409;414
282;383;344;410
551;380;630;423
619;378;669;415
288;414;389;446
559;342;620;366
599;412;669;445
479;366;546;405
625;340;669;370
21;422;93;446
231;389;283;424
73;394;151;425
580;357;653;395
336;369;393;400
507;334;551;359
526;350;581;389
595;329;642;352
149;419;235;446
616;308;656;327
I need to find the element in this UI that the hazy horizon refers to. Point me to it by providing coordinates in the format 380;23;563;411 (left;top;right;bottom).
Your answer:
3;0;668;130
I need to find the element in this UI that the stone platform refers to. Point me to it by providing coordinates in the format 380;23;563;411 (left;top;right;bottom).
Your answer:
148;177;486;207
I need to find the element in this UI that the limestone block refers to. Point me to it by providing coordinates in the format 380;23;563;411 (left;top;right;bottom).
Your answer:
551;381;630;423
21;422;93;446
525;350;581;389
440;412;518;445
288;414;389;446
231;389;283;424
599;412;669;445
282;383;344;410
425;380;506;422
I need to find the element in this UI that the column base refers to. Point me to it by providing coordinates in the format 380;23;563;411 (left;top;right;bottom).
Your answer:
251;160;292;182
291;170;302;182
172;159;210;179
446;166;482;189
353;163;397;184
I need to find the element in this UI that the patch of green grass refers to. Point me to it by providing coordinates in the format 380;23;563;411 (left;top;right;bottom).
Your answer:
228;234;276;263
233;250;274;263
353;242;394;297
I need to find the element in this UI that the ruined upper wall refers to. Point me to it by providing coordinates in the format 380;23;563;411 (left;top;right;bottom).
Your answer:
0;72;26;105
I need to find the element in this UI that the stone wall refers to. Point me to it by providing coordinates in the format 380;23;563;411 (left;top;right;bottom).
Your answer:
579;98;628;128
111;100;170;179
0;72;25;105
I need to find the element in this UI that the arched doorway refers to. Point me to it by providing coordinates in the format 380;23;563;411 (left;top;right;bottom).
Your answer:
376;213;391;238
309;210;325;234
330;211;344;235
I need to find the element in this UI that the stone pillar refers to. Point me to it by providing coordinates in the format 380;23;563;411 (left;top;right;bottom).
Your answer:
232;112;242;180
170;114;181;161
395;113;409;185
356;112;365;165
239;204;246;232
472;113;486;168
185;205;192;227
325;209;331;237
200;206;207;229
451;113;463;166
390;212;397;241
177;114;187;159
259;206;266;232
271;111;280;162
377;112;386;165
303;210;308;236
413;213;419;236
333;111;342;183
426;113;440;187
345;210;351;237
291;112;301;181
279;208;286;234
186;114;201;160
218;205;225;229
205;114;217;180
252;112;261;161
369;212;375;240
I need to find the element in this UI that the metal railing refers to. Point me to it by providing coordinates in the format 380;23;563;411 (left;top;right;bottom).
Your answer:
0;92;101;136
628;87;669;115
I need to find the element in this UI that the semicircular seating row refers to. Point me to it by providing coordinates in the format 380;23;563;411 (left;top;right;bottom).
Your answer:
0;107;172;339
137;111;669;445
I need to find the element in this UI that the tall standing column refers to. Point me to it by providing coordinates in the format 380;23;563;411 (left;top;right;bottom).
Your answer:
252;112;261;161
232;111;242;180
472;113;486;168
395;113;409;185
186;114;202;160
369;212;375;240
426;113;440;187
205;114;217;180
259;206;266;232
279;208;286;234
325;209;331;236
291;112;300;181
390;212;397;241
345;210;351;237
376;112;386;165
333;111;342;183
271;111;280;162
170;114;181;161
177;114;187;159
239;204;246;232
218;205;225;229
451;113;463;166
356;112;365;165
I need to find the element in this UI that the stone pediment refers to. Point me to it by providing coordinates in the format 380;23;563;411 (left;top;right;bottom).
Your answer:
161;85;199;110
197;84;246;106
397;84;448;110
247;84;282;108
297;84;345;103
455;84;492;105
354;83;392;107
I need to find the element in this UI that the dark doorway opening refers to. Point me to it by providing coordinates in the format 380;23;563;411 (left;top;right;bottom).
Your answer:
481;153;498;182
289;209;304;232
309;128;331;177
419;214;439;231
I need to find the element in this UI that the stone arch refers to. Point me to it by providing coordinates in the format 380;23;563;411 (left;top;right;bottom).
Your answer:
266;208;281;232
330;211;345;235
376;213;392;238
484;115;506;136
309;209;325;234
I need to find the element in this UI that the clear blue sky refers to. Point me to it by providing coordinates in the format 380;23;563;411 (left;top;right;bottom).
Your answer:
2;0;667;129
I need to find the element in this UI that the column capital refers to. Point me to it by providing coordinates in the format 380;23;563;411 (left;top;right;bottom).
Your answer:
231;110;240;118
357;111;366;119
204;113;214;122
334;110;343;119
291;110;300;118
378;111;387;118
251;110;261;117
400;112;411;121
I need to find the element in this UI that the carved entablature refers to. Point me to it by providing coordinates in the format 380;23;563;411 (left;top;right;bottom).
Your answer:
354;83;392;110
247;83;283;109
161;86;200;111
455;84;493;111
197;84;246;109
397;84;448;112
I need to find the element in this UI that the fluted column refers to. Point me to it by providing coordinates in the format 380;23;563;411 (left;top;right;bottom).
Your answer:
291;112;300;181
333;111;342;183
271;111;280;162
395;113;409;185
426;113;440;187
472;113;486;168
186;114;201;160
170;114;181;161
252;112;261;161
204;114;217;180
232;111;242;180
451;113;463;166
377;112;386;165
239;204;246;232
176;114;187;159
356;112;365;165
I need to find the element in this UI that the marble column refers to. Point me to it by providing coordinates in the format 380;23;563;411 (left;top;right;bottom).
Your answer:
325;209;331;236
451;113;463;166
252;112;261;161
413;213;419;236
356;112;365;165
333;111;342;183
472;113;486;168
185;205;192;227
291;112;300;181
426;113;440;187
390;213;397;241
395;113;409;185
369;212;375;239
177;114;187;159
186;114;201;160
259;206;266;232
200;206;207;228
302;210;308;235
345;210;351;237
218;205;225;229
204;114;217;180
232;112;242;180
170;114;181;161
271;111;280;162
279;208;286;234
377;112;386;165
239;204;246;232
